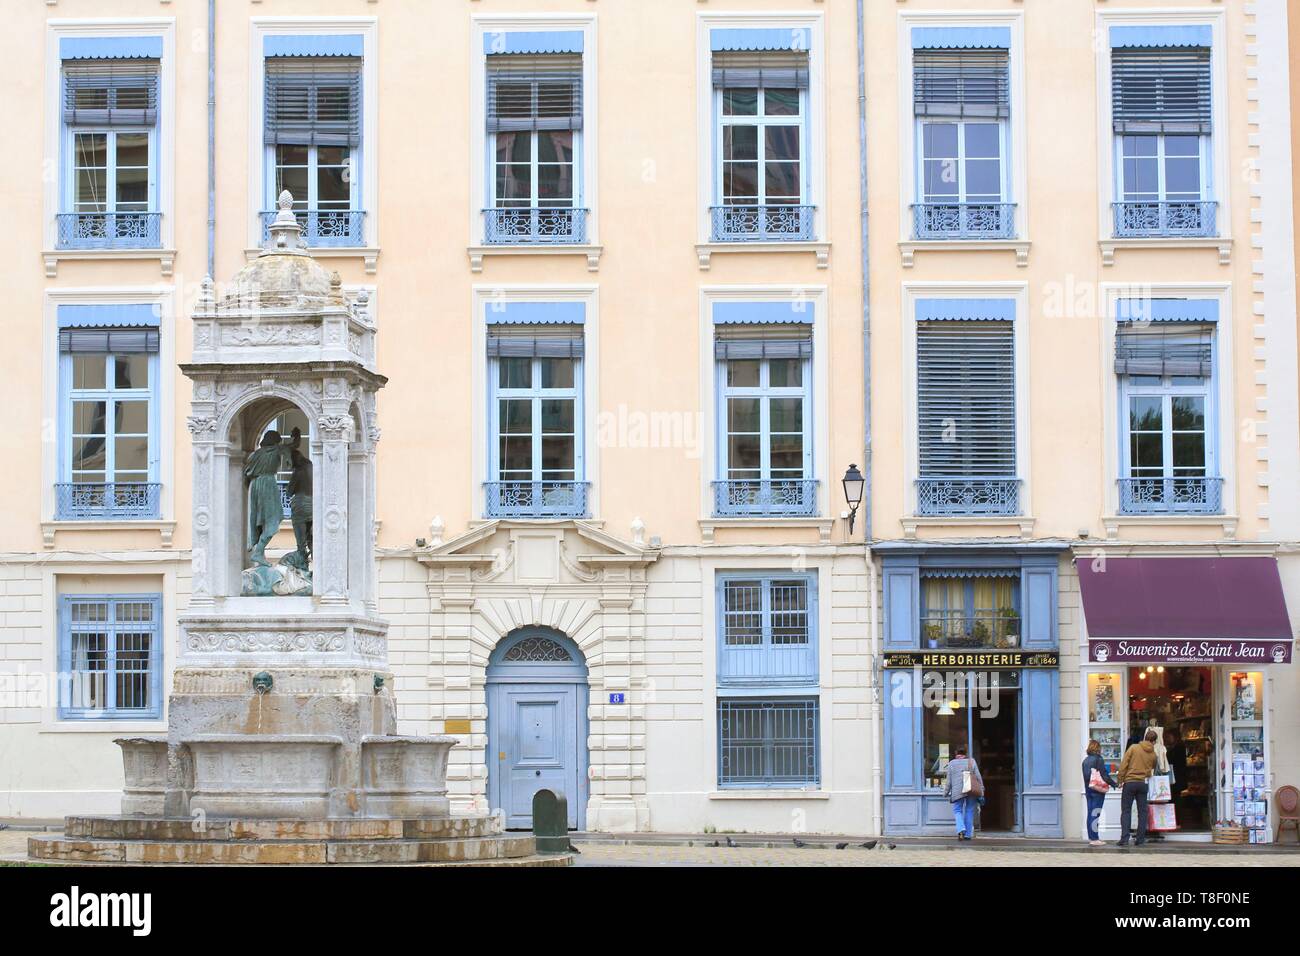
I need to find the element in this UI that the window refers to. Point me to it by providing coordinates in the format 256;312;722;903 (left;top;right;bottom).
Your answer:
484;37;585;244
57;312;159;520
1109;27;1215;237
486;323;586;518
718;698;819;788
59;41;160;249
1115;303;1220;513
920;573;1020;649
58;594;163;719
714;318;814;516
263;38;363;246
710;33;811;241
914;300;1018;516
718;574;817;684
716;572;819;788
911;31;1013;240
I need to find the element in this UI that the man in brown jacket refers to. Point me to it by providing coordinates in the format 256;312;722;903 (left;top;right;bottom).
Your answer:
1116;729;1159;846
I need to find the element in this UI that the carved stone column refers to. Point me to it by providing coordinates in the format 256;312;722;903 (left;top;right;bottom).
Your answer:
316;412;353;605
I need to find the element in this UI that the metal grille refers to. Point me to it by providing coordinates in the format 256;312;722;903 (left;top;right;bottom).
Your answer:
722;581;763;646
712;478;818;517
911;202;1015;240
1118;476;1223;515
483;207;587;244
63;597;157;716
710;204;814;241
503;636;573;663
259;209;365;247
57;211;161;250
1112;200;1217;238
483;480;589;518
718;698;819;787
54;482;161;520
769;580;809;645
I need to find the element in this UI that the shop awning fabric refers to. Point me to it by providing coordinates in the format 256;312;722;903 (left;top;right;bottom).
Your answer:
1076;557;1294;664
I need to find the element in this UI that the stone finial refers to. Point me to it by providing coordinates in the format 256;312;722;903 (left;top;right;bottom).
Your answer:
330;271;342;290
196;274;215;311
267;189;304;251
631;517;645;546
429;516;445;548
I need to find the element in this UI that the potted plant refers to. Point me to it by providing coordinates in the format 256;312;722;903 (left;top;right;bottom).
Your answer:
971;620;991;647
923;622;943;649
1000;608;1020;648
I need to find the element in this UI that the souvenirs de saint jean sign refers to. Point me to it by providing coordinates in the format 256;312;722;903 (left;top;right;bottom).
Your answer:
1088;639;1293;665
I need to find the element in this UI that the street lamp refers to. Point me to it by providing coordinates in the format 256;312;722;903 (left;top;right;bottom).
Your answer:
842;463;865;535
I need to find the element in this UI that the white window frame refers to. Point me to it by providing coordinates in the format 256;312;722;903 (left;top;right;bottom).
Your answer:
916;119;1010;206
900;282;1032;532
1095;9;1230;252
60;349;160;489
695;12;826;246
699;286;829;533
1118;347;1216;484
896;10;1028;248
488;353;585;487
1100;283;1235;531
714;82;808;209
42;19;176;273
42;288;178;544
717;352;813;485
65;126;158;220
471;286;600;519
247;17;379;260
470;15;598;247
1115;132;1212;205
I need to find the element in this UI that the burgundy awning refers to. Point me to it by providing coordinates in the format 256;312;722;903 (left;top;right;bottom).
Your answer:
1076;557;1294;664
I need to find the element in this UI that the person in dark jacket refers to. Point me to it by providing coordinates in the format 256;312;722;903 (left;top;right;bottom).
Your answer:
1083;739;1119;846
1116;729;1159;846
943;746;984;841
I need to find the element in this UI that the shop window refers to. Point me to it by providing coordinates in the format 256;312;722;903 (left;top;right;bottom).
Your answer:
919;572;1020;649
1087;672;1122;776
1229;672;1268;843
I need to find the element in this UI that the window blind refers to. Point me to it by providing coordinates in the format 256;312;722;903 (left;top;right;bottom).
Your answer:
913;50;1009;119
63;60;159;127
712;50;809;90
714;324;813;360
917;322;1016;477
59;327;160;354
1114;329;1213;377
264;57;362;147
486;54;583;132
1111;48;1212;134
487;325;584;358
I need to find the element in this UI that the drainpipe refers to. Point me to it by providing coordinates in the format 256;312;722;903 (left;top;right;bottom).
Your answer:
855;0;883;838
207;0;216;279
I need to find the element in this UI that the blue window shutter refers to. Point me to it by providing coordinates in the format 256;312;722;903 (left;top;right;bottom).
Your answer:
63;60;159;127
916;321;1016;479
1020;669;1063;837
486;54;583;133
882;561;920;651
1111;47;1211;134
913;49;1009;119
884;669;922;790
1019;560;1058;651
265;58;362;147
57;596;73;718
717;573;817;685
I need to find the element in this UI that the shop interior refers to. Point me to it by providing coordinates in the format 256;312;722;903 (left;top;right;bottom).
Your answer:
1127;665;1214;832
923;672;1020;832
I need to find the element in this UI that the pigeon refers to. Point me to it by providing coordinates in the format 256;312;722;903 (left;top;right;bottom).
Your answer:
886;843;897;850
568;844;581;855
710;840;721;847
835;842;848;850
793;837;807;848
858;840;878;850
726;836;737;848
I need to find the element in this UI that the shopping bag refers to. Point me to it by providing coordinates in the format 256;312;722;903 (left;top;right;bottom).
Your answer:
1088;768;1110;793
1147;773;1172;803
1147;803;1177;831
961;770;972;794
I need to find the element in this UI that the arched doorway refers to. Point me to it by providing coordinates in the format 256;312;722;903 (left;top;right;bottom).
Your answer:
486;628;589;830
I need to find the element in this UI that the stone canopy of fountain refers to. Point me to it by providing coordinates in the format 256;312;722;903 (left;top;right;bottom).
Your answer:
28;194;568;866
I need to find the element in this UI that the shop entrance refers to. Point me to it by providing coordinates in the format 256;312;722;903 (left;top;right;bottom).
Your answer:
1127;665;1215;832
974;688;1019;832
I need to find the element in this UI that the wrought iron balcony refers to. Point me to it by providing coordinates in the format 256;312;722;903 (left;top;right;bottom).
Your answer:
915;477;1020;517
55;482;161;520
1117;476;1223;515
911;202;1016;240
710;204;815;242
484;480;590;519
1112;201;1217;239
921;613;1023;651
483;207;588;245
260;209;366;247
713;479;819;517
57;212;161;249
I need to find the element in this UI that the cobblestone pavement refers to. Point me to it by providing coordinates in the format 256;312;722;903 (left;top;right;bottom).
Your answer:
571;841;1299;867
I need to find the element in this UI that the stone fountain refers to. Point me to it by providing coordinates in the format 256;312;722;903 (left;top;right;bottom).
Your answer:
29;195;567;866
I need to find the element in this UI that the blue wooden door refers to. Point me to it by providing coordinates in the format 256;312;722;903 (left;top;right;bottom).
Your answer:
493;683;581;829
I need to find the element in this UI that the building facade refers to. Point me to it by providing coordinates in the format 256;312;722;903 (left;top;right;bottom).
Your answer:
0;0;1296;844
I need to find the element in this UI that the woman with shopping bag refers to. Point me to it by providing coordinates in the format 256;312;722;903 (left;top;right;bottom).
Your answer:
944;746;984;841
1083;739;1119;847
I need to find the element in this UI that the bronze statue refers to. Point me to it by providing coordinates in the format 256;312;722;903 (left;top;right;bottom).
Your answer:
286;426;312;570
244;430;287;567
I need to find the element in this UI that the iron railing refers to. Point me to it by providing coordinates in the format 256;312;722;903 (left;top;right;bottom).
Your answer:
483;207;587;244
911;202;1016;240
57;212;161;249
260;209;366;247
916;477;1020;517
484;480;590;519
920;612;1023;650
55;482;161;520
1118;476;1223;515
717;698;820;788
710;204;815;242
1112;200;1217;238
713;479;818;517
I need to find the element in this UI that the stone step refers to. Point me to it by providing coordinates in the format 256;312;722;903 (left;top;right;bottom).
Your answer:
63;815;498;843
28;833;548;866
